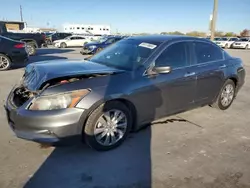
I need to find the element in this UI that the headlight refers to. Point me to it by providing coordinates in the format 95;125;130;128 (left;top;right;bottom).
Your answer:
29;89;90;111
88;45;97;49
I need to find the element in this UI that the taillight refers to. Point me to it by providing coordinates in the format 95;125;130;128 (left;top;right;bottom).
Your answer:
14;43;25;48
42;34;46;41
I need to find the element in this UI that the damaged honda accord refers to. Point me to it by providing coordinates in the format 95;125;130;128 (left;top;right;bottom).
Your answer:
4;35;245;151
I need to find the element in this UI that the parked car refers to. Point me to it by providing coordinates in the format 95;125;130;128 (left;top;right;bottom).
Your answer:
0;21;46;56
4;35;245;151
45;32;72;45
231;38;250;49
53;35;91;48
0;36;28;71
80;36;124;54
214;37;239;48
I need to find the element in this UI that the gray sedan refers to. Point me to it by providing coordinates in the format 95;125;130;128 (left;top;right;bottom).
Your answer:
4;35;245;151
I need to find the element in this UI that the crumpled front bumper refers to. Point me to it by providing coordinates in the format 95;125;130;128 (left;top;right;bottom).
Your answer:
4;90;86;144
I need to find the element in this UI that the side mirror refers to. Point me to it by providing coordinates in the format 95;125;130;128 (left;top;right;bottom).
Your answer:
152;66;171;74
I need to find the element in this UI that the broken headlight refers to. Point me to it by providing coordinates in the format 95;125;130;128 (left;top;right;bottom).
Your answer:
29;89;90;110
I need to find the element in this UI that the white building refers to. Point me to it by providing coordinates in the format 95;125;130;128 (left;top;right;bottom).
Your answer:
63;24;111;35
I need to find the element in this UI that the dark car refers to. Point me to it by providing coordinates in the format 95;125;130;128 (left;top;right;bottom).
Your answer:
80;36;124;54
4;35;245;151
0;22;46;56
45;32;72;45
0;36;28;71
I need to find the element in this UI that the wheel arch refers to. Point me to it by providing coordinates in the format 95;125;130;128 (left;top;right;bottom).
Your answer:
20;39;38;48
79;97;138;135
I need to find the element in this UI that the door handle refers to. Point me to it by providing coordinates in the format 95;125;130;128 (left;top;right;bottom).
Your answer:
219;64;226;68
184;72;196;77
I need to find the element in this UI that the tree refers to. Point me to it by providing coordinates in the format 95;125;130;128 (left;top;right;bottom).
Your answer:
214;31;224;37
161;31;185;35
224;32;237;37
240;29;250;37
186;31;206;37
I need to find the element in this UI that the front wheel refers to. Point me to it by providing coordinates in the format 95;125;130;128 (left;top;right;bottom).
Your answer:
212;79;236;110
84;101;132;151
245;44;249;50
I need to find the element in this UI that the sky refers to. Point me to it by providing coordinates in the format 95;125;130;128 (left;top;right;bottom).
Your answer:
0;0;249;34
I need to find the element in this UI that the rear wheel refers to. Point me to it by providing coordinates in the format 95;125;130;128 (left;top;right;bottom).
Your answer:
60;42;67;48
245;44;249;50
26;43;36;56
0;54;11;71
212;79;236;110
84;101;132;151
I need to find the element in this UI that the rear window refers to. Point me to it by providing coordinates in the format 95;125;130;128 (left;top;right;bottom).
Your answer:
239;38;249;42
194;42;223;64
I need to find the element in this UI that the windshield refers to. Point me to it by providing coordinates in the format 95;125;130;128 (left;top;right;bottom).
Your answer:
229;38;238;41
64;36;71;40
214;37;221;41
238;38;249;42
89;39;161;71
220;38;228;41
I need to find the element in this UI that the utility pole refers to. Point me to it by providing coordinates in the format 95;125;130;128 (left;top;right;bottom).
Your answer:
20;5;23;22
210;0;218;41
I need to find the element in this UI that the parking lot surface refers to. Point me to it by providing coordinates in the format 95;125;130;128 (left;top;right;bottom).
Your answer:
0;48;249;188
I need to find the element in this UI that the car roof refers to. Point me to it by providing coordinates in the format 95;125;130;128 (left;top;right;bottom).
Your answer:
126;35;209;43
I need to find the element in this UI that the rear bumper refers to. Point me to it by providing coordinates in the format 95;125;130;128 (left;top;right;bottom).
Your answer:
10;52;29;63
231;45;246;49
236;68;245;93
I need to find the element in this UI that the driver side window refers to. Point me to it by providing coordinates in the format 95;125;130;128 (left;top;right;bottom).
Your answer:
155;42;188;69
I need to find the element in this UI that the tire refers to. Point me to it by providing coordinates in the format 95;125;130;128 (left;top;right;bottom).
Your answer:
225;44;229;49
0;54;11;71
60;42;67;48
212;79;236;110
84;101;132;151
245;45;249;50
26;43;36;56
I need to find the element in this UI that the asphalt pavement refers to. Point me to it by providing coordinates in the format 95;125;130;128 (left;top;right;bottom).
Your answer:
0;48;249;188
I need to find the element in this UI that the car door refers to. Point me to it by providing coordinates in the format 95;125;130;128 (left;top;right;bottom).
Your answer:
192;41;225;105
76;36;87;46
134;41;196;123
66;36;77;47
153;41;196;115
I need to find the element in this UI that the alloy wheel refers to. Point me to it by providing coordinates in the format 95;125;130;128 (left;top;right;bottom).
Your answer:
94;109;128;146
220;84;234;107
26;45;34;55
0;55;10;70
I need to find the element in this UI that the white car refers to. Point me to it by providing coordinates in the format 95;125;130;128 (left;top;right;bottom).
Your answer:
214;37;239;48
53;35;91;48
231;38;250;49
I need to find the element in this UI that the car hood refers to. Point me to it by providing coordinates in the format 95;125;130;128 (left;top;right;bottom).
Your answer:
22;59;125;91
